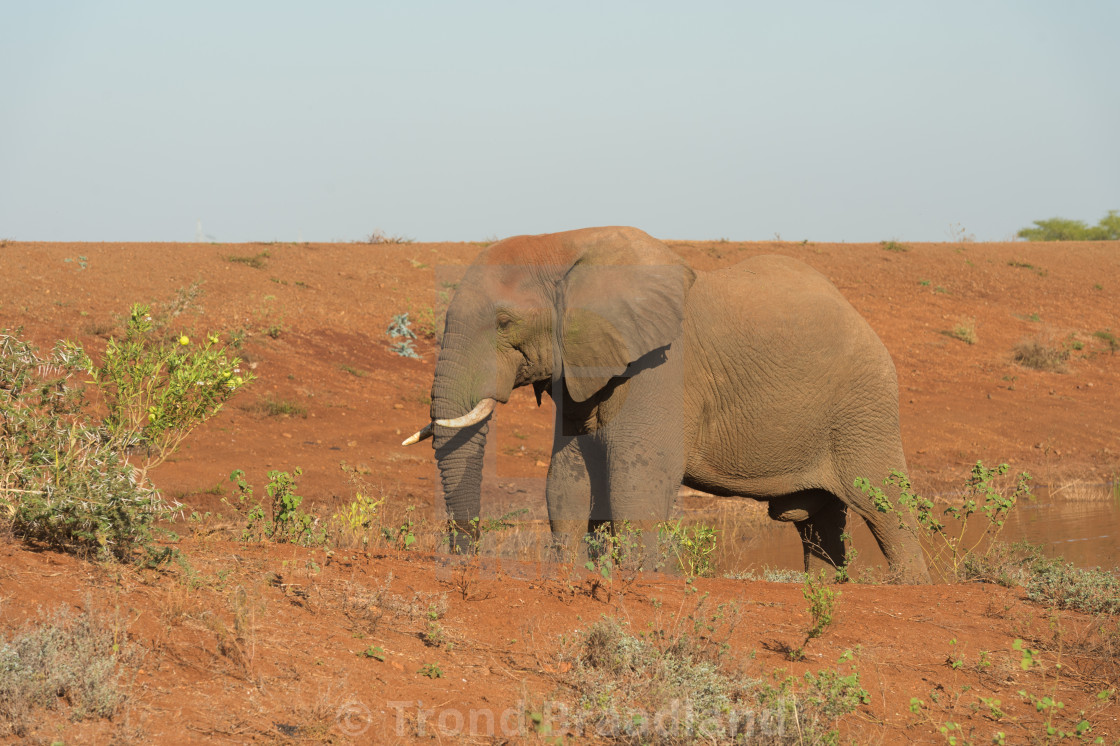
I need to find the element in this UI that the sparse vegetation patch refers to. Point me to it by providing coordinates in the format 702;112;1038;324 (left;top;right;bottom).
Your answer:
225;250;271;269
0;604;138;737
1013;339;1070;372
550;604;867;744
941;319;977;345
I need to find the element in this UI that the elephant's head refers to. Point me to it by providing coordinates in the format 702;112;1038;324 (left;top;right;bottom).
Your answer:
402;226;695;550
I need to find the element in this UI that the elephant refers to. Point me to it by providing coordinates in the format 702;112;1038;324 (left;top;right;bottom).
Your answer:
403;226;930;583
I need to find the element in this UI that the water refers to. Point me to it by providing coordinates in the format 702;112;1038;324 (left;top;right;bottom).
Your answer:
726;484;1120;574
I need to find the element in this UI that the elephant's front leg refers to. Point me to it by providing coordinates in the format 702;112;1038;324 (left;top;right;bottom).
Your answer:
599;432;686;571
545;433;605;563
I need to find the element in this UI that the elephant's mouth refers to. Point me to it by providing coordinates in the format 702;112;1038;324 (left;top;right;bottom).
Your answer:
401;397;497;445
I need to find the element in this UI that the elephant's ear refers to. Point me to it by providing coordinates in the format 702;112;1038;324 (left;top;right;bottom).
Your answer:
559;231;695;402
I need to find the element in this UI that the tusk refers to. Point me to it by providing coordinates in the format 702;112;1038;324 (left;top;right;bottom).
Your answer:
402;423;433;446
401;398;497;445
434;397;497;428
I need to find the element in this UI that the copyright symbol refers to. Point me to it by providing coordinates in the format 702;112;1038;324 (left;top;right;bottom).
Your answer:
336;696;372;737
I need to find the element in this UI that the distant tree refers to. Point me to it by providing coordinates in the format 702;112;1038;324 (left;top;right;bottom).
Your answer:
1017;210;1120;241
1098;209;1120;239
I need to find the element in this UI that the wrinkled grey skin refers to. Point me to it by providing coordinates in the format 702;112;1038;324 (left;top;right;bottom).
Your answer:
421;226;929;583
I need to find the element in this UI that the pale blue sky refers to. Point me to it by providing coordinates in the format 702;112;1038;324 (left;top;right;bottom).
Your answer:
2;1;1117;243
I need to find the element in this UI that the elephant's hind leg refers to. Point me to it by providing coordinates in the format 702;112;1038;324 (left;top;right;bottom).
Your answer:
836;457;932;584
769;489;848;575
793;493;848;576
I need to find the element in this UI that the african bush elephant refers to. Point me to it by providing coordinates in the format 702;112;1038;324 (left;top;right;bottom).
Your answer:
403;226;930;583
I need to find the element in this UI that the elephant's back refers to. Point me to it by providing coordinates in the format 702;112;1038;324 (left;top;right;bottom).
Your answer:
680;254;900;485
704;254;845;305
688;255;872;344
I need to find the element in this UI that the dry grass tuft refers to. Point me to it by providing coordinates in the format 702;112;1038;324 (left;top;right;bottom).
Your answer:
1013;338;1069;372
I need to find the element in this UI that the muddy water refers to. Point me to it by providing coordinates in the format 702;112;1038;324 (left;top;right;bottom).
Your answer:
734;485;1120;574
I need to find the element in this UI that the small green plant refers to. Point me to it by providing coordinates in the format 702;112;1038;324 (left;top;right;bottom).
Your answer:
834;531;859;583
919;279;932;287
659;520;718;577
1;323;225;560
422;621;445;648
881;240;908;252
942;319;977;345
790;569;840;660
225;468;323;545
554;609;862;743
582;522;645;601
857;462;1031;581
381;505;418;551
1012;639;1106;742
331;492;385;548
358;645;386;661
417;662;443;679
386;313;420;359
63;255;89;270
1024;558;1120;615
1092;329;1118;354
409;304;441;340
763;567;807;583
946;638;964;670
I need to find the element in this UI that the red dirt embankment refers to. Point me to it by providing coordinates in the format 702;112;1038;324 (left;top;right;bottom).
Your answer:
1;238;1118;743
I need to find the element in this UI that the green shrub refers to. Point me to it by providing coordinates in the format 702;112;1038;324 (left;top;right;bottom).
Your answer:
1;308;252;560
1017;210;1120;241
1025;558;1120;615
1;333;168;559
85;304;254;469
659;520;718;577
857;462;1031;582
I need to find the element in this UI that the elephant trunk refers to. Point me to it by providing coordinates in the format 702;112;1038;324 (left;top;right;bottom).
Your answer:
428;338;501;552
433;421;488;553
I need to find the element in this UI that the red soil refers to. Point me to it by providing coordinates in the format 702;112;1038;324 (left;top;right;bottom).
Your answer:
1;238;1118;743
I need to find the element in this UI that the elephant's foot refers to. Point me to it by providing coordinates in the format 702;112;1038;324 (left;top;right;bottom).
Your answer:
884;548;932;584
547;519;586;565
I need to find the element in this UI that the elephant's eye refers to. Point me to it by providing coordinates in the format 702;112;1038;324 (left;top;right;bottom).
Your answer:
496;313;514;331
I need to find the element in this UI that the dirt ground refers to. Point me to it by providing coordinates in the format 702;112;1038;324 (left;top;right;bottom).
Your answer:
1;237;1119;743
